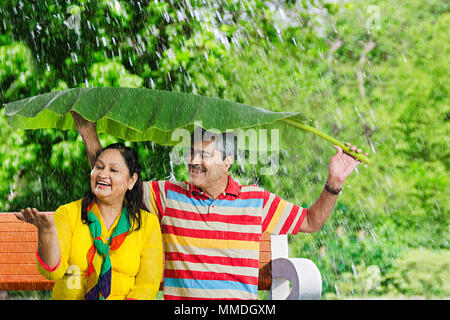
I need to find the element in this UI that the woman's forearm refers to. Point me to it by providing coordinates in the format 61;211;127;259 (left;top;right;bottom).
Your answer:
37;226;61;268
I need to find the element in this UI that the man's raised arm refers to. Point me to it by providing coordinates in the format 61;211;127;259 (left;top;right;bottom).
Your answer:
299;143;368;233
70;111;102;169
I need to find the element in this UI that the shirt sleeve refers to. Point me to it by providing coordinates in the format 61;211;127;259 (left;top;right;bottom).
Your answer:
148;181;167;221
142;181;152;213
36;204;72;280
126;212;163;300
261;190;308;235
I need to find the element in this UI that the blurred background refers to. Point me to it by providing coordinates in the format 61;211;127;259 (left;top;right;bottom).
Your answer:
0;0;448;299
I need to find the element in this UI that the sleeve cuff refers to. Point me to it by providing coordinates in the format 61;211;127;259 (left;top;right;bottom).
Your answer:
292;208;308;235
36;250;61;272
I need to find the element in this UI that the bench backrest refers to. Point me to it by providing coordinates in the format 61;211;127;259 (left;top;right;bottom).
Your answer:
0;212;272;291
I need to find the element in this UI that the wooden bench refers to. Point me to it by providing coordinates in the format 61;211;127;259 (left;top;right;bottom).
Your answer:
0;212;321;299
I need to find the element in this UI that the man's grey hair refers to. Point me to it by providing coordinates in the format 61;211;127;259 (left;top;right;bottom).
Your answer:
191;127;237;161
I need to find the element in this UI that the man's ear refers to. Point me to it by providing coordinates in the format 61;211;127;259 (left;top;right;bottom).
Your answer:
128;173;138;190
224;155;234;171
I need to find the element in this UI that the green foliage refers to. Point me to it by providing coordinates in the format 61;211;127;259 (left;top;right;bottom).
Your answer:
0;42;34;100
327;249;450;299
89;60;144;88
327;265;384;299
288;203;403;295
381;249;450;298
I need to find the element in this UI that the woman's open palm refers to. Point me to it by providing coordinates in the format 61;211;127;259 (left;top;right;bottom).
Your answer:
14;207;55;230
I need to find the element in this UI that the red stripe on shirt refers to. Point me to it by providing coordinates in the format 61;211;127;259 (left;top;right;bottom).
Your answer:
151;181;164;219
164;208;261;225
261;189;271;207
164;269;258;286
163;224;261;242
292;208;308;234
166;181;188;193
261;195;281;232
164;294;245;300
279;205;300;234
165;252;259;268
227;190;265;200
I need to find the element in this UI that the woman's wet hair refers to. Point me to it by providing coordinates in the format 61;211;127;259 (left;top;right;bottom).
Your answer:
81;143;147;232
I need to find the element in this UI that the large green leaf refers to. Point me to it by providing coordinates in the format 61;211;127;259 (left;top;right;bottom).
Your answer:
3;87;369;164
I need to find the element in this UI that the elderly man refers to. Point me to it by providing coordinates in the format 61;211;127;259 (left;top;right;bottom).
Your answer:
72;112;367;300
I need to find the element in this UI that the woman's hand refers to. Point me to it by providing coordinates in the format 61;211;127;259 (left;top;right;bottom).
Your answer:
15;208;60;268
14;207;55;231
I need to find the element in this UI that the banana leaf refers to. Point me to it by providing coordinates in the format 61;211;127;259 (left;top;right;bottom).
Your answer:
3;87;369;164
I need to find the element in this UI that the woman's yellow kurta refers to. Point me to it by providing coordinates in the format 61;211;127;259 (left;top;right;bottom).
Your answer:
37;199;163;300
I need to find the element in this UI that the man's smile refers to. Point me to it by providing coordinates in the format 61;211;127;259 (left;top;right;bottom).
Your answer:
189;165;207;175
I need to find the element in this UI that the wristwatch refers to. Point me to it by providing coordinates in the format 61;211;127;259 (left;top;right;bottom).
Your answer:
324;182;342;195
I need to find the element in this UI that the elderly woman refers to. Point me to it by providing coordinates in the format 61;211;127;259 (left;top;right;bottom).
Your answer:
15;143;163;300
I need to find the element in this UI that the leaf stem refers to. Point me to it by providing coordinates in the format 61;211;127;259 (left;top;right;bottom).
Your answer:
281;118;370;165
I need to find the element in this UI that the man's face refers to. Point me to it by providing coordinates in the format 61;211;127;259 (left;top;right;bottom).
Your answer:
188;139;230;190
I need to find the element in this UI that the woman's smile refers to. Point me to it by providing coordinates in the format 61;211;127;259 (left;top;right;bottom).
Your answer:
96;179;111;189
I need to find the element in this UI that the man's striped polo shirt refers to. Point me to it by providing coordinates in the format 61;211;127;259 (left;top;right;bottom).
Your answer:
143;175;307;300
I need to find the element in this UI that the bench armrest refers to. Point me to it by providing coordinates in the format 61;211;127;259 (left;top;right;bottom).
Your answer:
269;257;322;300
269;234;322;300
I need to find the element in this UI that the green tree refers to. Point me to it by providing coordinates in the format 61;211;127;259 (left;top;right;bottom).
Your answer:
1;0;448;299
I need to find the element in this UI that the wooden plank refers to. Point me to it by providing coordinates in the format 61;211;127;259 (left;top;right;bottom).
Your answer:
0;222;37;232
258;234;272;290
0;214;21;222
0;264;41;275
0;242;38;253
258;256;271;265
0;213;50;292
0;252;36;264
259;240;271;252
258;261;272;290
0;275;51;282
0;232;38;242
0;282;54;291
0;276;54;291
0;212;54;216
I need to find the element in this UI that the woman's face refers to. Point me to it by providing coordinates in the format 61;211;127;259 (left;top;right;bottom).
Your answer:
90;149;138;205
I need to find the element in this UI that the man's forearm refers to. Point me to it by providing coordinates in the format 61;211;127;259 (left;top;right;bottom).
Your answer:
301;177;342;233
305;188;339;232
298;142;365;234
80;129;102;169
71;111;102;169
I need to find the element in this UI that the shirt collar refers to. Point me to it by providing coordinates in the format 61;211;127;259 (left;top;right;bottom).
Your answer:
224;175;240;197
188;182;203;195
187;175;241;197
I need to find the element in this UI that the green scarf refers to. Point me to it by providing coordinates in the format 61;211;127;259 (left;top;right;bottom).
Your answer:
84;202;130;300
